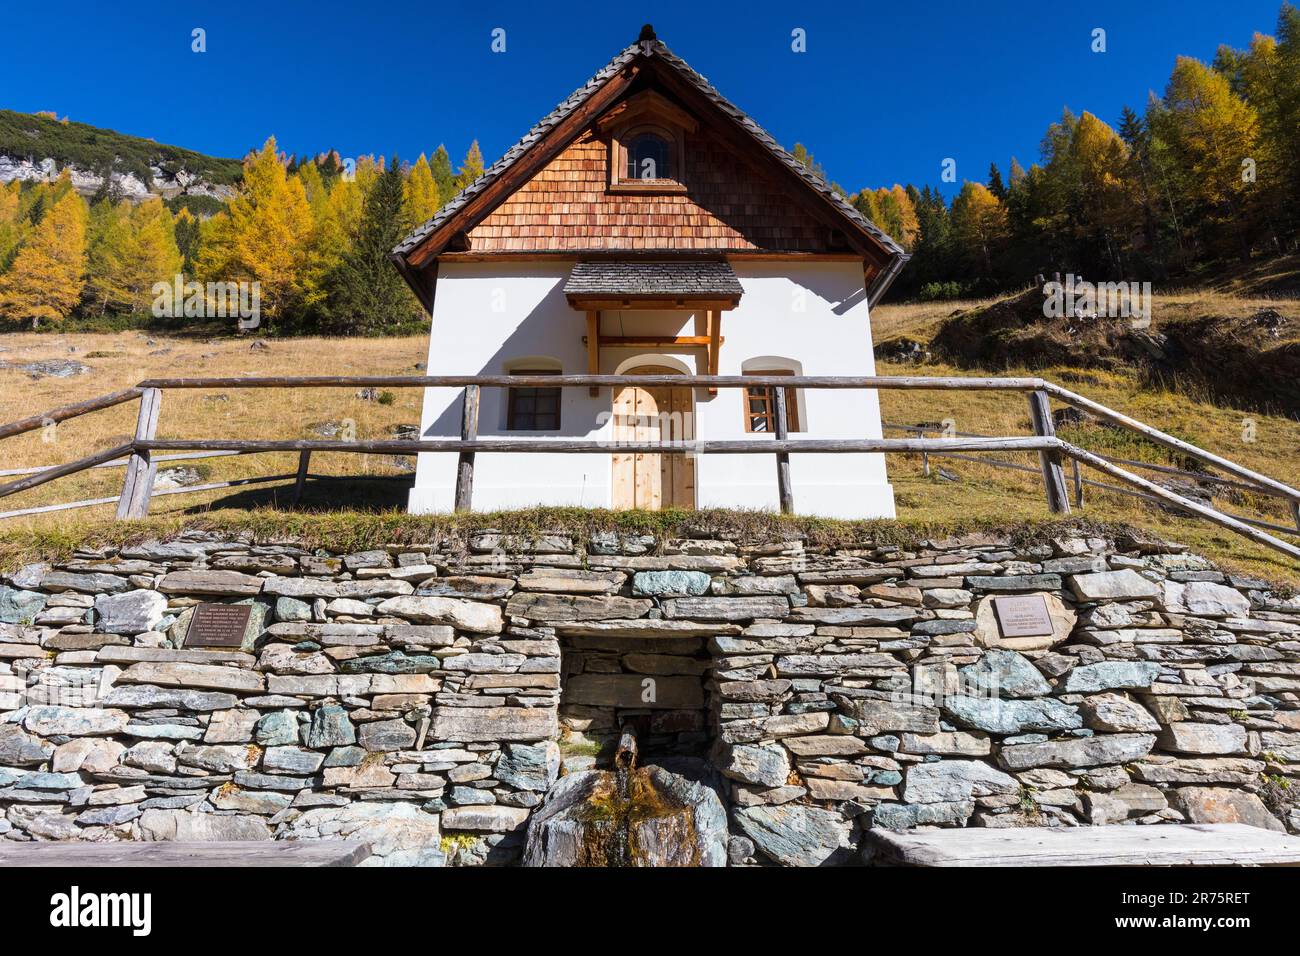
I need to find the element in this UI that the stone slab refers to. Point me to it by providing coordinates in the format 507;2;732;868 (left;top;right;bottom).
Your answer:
867;823;1300;867
0;841;371;867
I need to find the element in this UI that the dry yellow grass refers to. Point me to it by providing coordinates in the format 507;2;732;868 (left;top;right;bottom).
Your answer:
1;321;1298;584
0;330;428;519
872;288;1300;348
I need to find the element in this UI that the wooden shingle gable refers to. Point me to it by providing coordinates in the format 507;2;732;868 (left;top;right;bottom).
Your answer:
390;27;909;306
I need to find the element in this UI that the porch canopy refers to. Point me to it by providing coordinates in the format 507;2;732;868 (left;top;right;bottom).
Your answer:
563;260;744;394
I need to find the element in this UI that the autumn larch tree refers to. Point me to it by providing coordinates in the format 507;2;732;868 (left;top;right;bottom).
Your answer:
0;189;88;328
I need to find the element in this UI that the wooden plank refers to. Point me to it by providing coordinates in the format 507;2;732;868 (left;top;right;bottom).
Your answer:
671;382;695;508
586;310;600;396
0;840;372;868
454;384;479;512
773;385;794;514
1027;390;1070;515
0;388;143;441
611;381;635;510
116;387;162;520
868;823;1300;867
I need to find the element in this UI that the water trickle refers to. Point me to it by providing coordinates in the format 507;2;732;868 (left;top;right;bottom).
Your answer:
523;725;728;867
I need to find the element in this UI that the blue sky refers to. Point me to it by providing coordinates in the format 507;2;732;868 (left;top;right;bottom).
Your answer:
3;0;1290;198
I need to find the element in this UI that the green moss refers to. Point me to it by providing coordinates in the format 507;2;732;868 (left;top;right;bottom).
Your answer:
0;506;1146;575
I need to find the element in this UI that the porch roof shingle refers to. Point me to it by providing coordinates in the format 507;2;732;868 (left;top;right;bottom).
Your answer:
563;260;743;298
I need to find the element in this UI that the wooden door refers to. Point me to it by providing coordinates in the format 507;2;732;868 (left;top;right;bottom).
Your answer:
611;366;695;510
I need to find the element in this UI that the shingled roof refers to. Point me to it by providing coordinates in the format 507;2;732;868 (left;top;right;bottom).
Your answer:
391;26;909;304
563;260;743;299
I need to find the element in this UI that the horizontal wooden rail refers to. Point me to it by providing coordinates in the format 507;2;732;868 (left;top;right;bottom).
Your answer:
0;388;143;441
0;472;299;521
0;444;135;499
138;437;1059;455
0;449;254;479
136;374;1049;391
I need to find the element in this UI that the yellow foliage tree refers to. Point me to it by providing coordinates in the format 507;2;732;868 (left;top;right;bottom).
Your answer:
198;137;316;323
887;184;920;249
1156;56;1259;213
85;200;134;314
950;181;1008;274
0;181;25;266
125;198;182;312
455;141;485;190
403;154;440;226
0;189;87;328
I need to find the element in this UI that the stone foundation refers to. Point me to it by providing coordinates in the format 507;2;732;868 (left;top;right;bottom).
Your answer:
1;525;1298;865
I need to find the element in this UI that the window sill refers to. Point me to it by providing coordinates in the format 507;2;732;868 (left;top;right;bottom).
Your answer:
608;180;688;195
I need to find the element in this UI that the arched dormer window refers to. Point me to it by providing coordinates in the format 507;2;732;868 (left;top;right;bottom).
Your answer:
625;130;674;181
597;90;697;194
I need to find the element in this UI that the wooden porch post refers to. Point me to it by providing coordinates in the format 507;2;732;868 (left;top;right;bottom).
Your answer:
586;310;600;396
454;384;480;512
706;310;721;395
1027;390;1071;515
116;387;162;520
291;450;311;506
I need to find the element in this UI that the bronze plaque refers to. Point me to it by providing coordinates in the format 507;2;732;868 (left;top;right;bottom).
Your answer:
184;603;253;649
992;595;1055;638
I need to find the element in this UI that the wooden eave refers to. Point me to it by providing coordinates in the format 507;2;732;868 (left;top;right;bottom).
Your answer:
565;294;741;311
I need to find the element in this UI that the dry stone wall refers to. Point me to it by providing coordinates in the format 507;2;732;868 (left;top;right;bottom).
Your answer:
1;526;1298;866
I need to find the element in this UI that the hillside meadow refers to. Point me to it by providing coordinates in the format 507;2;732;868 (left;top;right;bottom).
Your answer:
1;291;1299;584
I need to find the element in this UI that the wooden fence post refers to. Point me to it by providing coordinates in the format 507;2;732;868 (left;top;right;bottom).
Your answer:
291;450;311;506
454;385;479;512
1071;458;1084;509
772;385;794;514
116;388;162;520
1027;390;1071;515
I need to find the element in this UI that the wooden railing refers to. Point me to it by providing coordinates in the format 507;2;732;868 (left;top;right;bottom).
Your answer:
2;374;1299;562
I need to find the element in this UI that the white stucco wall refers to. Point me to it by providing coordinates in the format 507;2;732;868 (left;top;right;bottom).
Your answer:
408;259;895;518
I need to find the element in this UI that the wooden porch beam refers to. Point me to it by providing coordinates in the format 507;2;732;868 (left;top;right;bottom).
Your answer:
599;335;724;348
566;297;740;312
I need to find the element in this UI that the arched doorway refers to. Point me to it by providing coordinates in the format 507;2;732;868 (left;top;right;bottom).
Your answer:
611;365;695;510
